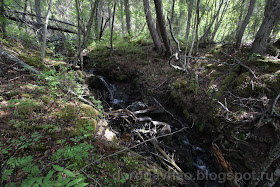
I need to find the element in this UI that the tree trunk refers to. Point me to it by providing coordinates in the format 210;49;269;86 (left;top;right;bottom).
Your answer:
35;0;42;42
170;0;176;24
235;0;256;49
210;0;229;42
0;0;6;38
74;0;97;68
19;0;28;28
95;0;101;38
199;0;223;44
252;0;280;54
124;0;131;35
154;0;172;55
143;0;163;53
195;0;200;55
236;0;246;34
110;2;117;56
185;0;194;56
75;0;82;67
120;0;125;37
41;0;53;60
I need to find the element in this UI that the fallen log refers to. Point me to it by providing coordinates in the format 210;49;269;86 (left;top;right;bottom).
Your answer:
4;14;77;34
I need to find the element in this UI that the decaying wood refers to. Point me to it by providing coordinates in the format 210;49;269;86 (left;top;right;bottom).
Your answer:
4;14;77;34
212;144;241;187
6;10;77;27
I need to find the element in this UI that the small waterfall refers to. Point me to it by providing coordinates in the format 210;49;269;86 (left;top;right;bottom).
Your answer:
98;76;114;102
97;76;126;107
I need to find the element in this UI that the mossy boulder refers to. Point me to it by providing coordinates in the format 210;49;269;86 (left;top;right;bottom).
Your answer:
76;118;97;134
79;103;99;118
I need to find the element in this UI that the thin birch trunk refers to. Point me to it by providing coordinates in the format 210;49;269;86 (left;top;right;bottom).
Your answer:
41;0;53;60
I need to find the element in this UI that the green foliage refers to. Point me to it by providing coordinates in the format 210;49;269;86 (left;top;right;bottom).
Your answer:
52;143;94;165
21;165;88;187
7;98;43;116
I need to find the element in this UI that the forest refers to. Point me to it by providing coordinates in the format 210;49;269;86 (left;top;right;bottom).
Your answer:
0;0;280;186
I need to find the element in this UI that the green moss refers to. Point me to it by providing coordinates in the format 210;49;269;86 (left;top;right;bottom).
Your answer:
79;103;99;118
266;43;279;56
20;93;33;99
40;95;55;105
213;73;237;100
56;103;77;121
261;72;280;92
252;57;280;73
19;54;47;69
33;143;47;152
13;98;43;115
76;118;97;133
171;79;188;89
6;91;20;99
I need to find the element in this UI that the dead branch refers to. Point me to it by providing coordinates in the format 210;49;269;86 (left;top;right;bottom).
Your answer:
4;14;77;34
212;144;241;187
221;51;257;79
6;10;77;27
167;16;180;52
151;139;198;187
153;97;185;128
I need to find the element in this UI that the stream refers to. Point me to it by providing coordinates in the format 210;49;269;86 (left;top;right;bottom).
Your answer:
85;69;223;187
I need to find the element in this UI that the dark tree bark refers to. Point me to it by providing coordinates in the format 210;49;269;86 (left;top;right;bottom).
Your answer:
110;1;117;56
124;0;131;35
143;0;163;53
19;0;28;27
185;0;194;55
235;0;256;49
252;0;280;54
154;0;172;55
120;0;125;36
195;0;200;54
170;0;176;23
95;0;101;38
35;0;42;41
0;0;6;37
